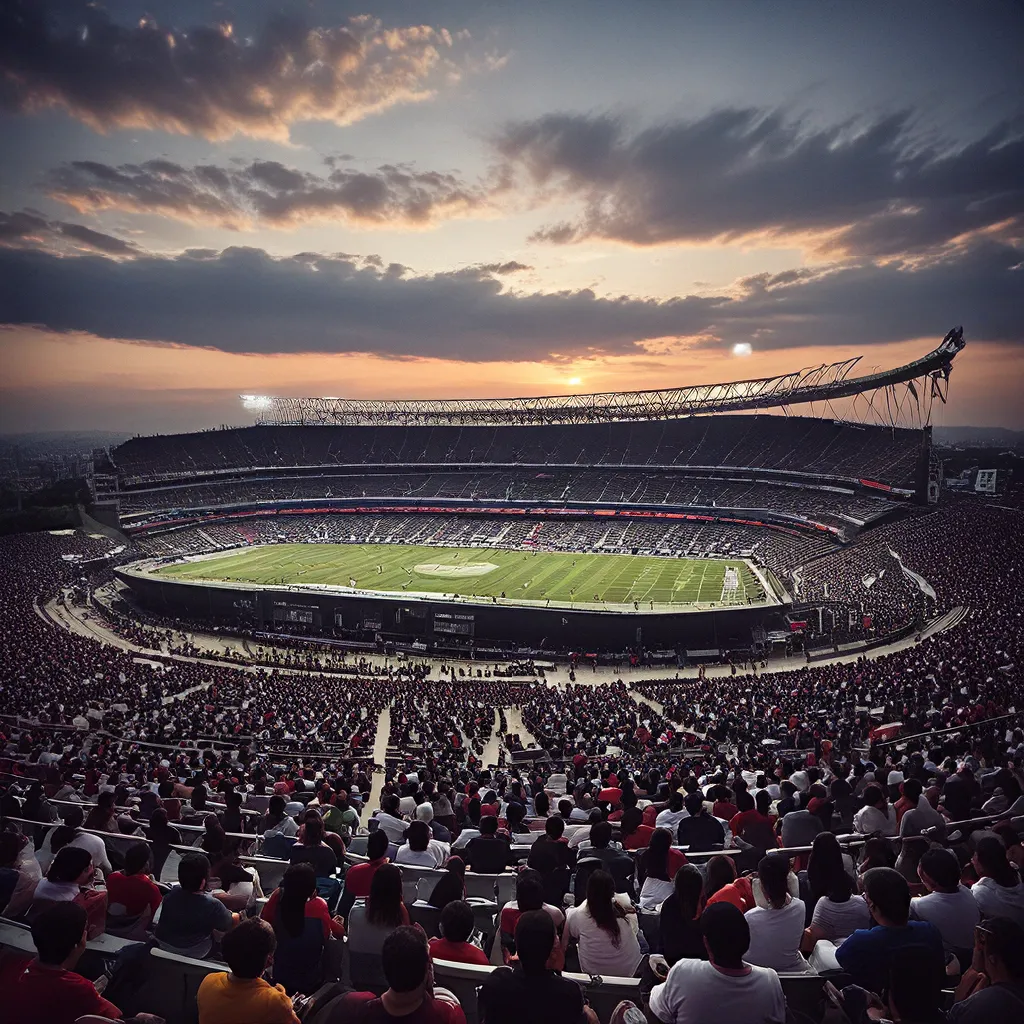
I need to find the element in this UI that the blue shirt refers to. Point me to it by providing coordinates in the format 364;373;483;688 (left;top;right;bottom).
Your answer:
835;921;944;993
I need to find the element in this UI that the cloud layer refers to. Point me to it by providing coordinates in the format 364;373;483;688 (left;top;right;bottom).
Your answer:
0;1;464;139
0;208;137;255
0;239;1018;362
46;157;483;230
497;109;1024;257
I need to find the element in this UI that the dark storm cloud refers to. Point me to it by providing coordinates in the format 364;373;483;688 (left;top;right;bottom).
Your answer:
497;109;1024;257
0;241;1018;361
0;208;136;254
47;158;483;229
0;1;464;140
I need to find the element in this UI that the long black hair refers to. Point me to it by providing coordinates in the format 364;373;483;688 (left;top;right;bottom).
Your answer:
276;862;317;939
366;863;405;928
643;828;674;881
585;869;625;946
807;832;853;904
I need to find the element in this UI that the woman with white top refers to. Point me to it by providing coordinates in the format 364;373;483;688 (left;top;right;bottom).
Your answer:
972;835;1024;928
801;833;870;951
563;868;642;978
745;853;810;973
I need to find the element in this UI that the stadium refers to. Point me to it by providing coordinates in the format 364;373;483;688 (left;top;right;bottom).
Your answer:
106;328;963;657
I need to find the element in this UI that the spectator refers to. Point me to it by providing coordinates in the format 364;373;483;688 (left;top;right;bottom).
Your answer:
428;900;490;965
289;816;339;878
745;853;809;973
327;925;466;1024
876;946;948;1024
343;830;390;903
582;820;634;892
463;816;510;874
563;868;642;978
854;785;898;837
498;868;565;958
911;848;981;955
395;819;450;869
0;901;163;1024
836;867;944;994
802;832;870;948
427;856;466;910
144;808;181;879
155;851;239;959
261;863;344;995
0;830;39;919
676;792;725;852
30;846;98;918
971;836;1024;928
648;902;786;1024
639;828;687;909
480;910;597;1024
374;795;409;845
348;864;410;965
779;797;825;849
949;916;1024;1023
703;854;755;913
197;918;299;1024
656;792;687;831
51;806;113;877
659;864;707;966
619;807;655;851
527;816;577;878
105;842;162;933
83;791;118;833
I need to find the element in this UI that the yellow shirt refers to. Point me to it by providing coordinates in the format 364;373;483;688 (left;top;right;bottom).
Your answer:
197;972;299;1024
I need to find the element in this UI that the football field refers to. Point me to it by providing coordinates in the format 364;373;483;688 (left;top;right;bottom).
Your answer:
154;543;768;609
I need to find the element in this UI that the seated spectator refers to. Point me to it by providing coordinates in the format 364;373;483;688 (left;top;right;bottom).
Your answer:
498;868;565;959
563;868;642;978
343;830;390;908
911;847;981;954
106;842;162;933
30;846;105;937
875;946;948;1024
348;864;410;966
702;854;755;913
289;815;339;878
659;864;707;965
427;856;466;909
221;791;245;835
656;792;687;831
619;807;655;851
326;925;466;1024
83;791;118;833
261;863;344;995
323;791;360;842
836;867;944;994
51;806;113;877
639;827;687;909
854;784;898;836
778;797;825;850
745;853;808;973
209;839;263;907
395;819;450;869
200;813;227;858
197;917;299;1024
428;900;490;965
648;902;786;1024
802;832;870;948
582;820;634;891
155;851;240;959
0;831;29;915
0;901;164;1024
527;816;577;876
898;779;946;839
676;792;725;852
463;815;510;873
949;916;1024;1023
374;795;409;845
260;795;299;841
971;835;1024;928
144;808;181;879
480;910;597;1024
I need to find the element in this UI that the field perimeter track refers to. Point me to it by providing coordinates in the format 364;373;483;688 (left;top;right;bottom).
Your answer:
150;543;780;613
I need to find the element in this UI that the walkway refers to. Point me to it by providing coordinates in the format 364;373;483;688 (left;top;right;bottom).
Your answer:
367;701;393;812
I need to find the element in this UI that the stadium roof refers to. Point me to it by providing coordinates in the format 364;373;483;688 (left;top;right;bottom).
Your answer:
244;327;965;428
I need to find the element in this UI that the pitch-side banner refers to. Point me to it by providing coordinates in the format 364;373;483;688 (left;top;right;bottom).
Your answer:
975;469;998;494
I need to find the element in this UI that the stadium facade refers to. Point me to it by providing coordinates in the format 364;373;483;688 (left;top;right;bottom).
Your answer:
108;329;964;658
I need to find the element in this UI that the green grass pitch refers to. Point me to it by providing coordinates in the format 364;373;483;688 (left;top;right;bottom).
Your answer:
154;543;767;608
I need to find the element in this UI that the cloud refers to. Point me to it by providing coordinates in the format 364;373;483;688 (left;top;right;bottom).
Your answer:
496;109;1024;258
0;2;466;140
0;239;1018;361
46;157;484;230
0;208;137;255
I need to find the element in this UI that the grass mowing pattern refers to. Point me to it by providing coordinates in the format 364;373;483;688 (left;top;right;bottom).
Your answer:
154;543;766;608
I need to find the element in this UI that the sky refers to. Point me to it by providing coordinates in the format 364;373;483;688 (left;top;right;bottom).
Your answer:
0;0;1022;434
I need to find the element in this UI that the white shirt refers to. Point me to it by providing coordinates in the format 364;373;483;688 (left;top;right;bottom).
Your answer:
810;894;870;941
655;808;687;830
911;887;980;950
649;958;786;1024
745;899;811;973
374;812;408;844
972;877;1024;928
67;832;112;875
394;839;449;868
565;902;643;978
853;803;898;836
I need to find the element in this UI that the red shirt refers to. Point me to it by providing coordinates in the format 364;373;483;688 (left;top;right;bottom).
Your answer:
598;787;622;806
642;805;659;828
105;871;163;917
344;857;387;899
428;937;489;966
261;888;344;938
728;809;774;837
623;825;655;850
0;957;122;1024
339;991;465;1024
